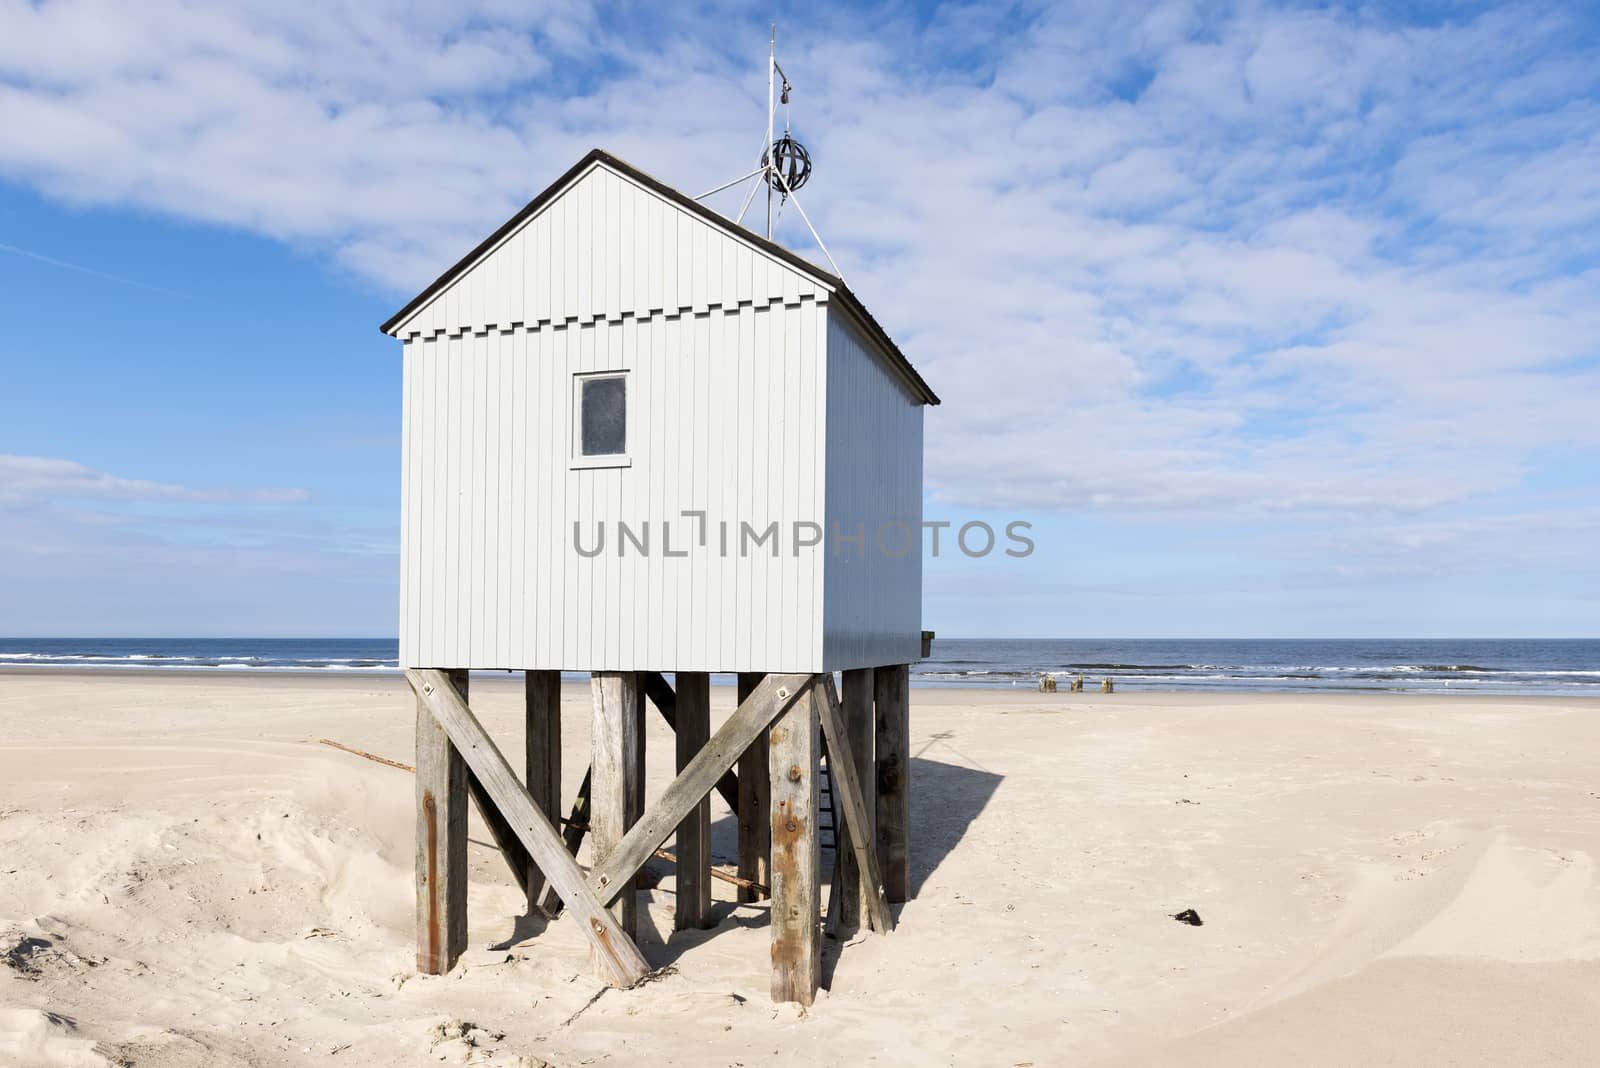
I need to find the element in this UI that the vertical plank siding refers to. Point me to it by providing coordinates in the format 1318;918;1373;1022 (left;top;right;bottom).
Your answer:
821;309;926;670
395;159;922;674
401;295;827;671
389;165;823;344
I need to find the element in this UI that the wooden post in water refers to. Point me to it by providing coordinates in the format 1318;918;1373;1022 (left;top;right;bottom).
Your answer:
674;671;713;930
769;683;820;1005
416;668;469;974
590;672;642;957
830;668;875;934
874;664;911;903
524;670;561;914
737;672;771;901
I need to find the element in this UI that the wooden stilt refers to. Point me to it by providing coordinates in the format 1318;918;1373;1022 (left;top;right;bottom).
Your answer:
455;670;534;899
539;764;591;917
630;673;647;890
737;672;771;902
641;671;741;812
590;672;642;949
523;670;560;914
588;674;811;905
467;773;532;897
415;668;469;974
829;667;875;935
769;685;820;1006
673;671;712;930
564;767;593;854
407;669;650;987
814;675;894;934
874;663;912;903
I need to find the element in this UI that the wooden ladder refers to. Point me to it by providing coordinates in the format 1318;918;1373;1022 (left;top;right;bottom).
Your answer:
819;743;840;852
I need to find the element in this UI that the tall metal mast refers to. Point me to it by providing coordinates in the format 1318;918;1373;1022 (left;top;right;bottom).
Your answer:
767;25;775;239
693;25;845;282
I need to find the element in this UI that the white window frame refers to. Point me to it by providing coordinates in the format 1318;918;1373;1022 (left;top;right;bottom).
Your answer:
570;369;632;470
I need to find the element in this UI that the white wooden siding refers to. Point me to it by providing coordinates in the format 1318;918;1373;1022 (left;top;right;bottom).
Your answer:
820;308;925;670
395;158;926;672
389;163;827;340
400;299;828;671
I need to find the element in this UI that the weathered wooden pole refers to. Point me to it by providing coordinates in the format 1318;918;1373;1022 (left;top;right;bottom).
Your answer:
873;663;911;903
830;667;875;934
416;668;469;974
769;679;820;1005
407;669;650;987
673;671;713;930
736;671;771;901
524;670;561;914
590;672;643;958
630;673;647;890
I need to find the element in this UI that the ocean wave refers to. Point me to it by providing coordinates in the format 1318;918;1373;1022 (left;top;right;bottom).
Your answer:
0;658;398;672
1062;662;1199;670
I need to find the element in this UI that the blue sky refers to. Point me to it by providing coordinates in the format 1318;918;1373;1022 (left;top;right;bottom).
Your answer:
2;0;1598;638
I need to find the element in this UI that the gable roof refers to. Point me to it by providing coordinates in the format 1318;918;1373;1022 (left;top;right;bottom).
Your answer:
380;148;938;406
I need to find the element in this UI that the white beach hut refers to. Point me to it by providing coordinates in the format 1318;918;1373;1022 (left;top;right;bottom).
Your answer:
386;148;937;1005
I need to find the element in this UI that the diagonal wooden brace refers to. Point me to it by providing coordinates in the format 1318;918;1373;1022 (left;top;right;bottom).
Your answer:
640;671;741;813
814;674;894;934
406;669;652;988
589;673;814;906
467;773;532;897
539;765;592;917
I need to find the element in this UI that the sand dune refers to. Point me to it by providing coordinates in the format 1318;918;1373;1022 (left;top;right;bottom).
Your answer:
3;673;1599;1065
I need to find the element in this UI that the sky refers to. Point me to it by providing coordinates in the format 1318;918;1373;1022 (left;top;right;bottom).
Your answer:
1;0;1598;638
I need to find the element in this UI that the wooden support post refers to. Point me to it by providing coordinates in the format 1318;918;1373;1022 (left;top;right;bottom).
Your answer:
642;671;741;812
829;668;875;935
815;675;894;935
416;668;469;974
539;764;591;918
737;672;770;902
407;669;651;987
587;673;811;905
467;772;533;898
452;669;532;900
769;683;820;1006
590;672;642;949
524;670;560;914
631;673;647;889
874;664;912;903
674;672;712;930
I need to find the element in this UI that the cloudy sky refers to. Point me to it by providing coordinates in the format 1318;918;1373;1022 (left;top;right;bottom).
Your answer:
2;0;1597;637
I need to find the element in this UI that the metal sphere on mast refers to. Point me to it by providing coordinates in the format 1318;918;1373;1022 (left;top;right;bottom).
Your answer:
690;25;845;282
761;134;812;195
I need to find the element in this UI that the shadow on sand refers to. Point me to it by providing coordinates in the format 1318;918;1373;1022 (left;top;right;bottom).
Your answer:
491;753;1002;977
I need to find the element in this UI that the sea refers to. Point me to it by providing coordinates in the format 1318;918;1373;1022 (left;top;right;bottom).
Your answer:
2;637;1599;697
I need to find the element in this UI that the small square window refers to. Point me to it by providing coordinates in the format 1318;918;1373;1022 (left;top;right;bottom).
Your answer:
581;376;626;456
572;371;630;469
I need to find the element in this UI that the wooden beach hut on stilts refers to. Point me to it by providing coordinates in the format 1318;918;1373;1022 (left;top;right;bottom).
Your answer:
381;44;937;1006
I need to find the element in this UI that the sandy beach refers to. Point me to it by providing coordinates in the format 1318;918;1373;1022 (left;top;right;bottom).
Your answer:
3;672;1600;1066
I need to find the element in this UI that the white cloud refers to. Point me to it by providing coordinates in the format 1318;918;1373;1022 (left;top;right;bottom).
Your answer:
0;454;307;506
0;0;1596;542
0;455;388;634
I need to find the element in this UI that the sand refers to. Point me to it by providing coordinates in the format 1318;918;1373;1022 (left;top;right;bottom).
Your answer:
3;673;1599;1066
